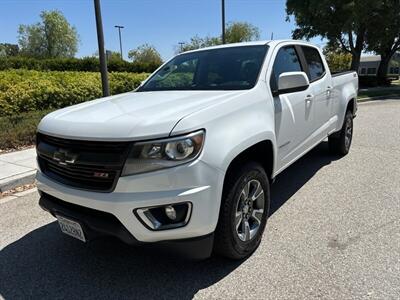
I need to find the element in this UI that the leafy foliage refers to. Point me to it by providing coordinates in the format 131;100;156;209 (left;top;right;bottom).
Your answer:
177;21;261;53
286;0;380;70
323;46;352;72
0;70;149;116
0;43;19;57
365;0;400;82
18;10;79;58
0;56;159;73
225;22;260;43
179;36;221;53
128;44;163;66
0;110;52;150
106;50;123;60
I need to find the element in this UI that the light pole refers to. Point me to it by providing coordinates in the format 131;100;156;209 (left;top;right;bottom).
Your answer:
221;0;225;44
114;25;124;60
94;0;109;97
178;42;185;52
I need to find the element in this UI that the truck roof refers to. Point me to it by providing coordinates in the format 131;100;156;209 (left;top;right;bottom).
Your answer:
181;39;315;54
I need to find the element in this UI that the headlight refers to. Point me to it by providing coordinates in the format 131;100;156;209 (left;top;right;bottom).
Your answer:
121;130;205;176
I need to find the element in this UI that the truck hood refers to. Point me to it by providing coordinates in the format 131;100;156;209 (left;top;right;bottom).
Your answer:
38;90;244;140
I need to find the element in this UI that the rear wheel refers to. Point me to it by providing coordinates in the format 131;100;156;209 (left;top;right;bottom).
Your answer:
214;161;270;260
328;110;353;155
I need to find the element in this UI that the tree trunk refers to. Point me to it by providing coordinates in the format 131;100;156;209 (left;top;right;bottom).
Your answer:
349;27;365;71
350;52;360;71
376;55;391;85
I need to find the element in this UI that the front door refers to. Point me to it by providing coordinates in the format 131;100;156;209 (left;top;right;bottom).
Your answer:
270;45;315;171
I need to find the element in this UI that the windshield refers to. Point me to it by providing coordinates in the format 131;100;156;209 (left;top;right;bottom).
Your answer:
138;45;268;92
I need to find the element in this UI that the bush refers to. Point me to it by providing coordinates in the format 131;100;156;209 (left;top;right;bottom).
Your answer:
0;110;52;149
0;70;149;116
0;56;160;73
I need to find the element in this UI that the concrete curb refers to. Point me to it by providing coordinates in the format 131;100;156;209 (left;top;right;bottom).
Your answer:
0;171;36;193
0;187;38;204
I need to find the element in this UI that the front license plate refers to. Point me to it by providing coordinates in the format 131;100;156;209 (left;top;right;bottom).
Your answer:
56;215;86;242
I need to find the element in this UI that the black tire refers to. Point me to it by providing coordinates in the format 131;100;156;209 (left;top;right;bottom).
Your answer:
214;161;270;260
328;110;353;156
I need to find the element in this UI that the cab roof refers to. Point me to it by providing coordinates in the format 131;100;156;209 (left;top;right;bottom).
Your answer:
181;40;319;55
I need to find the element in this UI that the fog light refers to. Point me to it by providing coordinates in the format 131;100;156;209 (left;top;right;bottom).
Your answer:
165;205;176;220
134;202;192;231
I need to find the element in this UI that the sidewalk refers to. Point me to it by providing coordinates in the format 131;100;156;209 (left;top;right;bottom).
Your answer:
0;148;37;192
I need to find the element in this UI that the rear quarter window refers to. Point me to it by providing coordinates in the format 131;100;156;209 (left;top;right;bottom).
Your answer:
301;46;325;81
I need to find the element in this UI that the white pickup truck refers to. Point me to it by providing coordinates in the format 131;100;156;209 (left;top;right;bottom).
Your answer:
36;40;358;259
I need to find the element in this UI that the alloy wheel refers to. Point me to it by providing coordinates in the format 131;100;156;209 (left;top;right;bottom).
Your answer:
235;179;265;242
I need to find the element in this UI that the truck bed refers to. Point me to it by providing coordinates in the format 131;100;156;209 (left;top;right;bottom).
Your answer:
331;70;356;77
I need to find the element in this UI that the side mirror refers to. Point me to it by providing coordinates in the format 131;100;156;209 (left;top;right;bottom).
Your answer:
277;72;309;95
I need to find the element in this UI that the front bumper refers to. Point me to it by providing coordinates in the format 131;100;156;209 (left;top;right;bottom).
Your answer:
36;159;224;243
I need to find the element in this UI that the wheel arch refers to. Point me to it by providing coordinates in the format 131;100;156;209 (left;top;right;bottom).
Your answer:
346;98;356;115
222;140;275;191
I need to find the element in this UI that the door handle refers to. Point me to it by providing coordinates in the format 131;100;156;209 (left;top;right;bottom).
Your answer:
305;94;314;104
326;86;333;97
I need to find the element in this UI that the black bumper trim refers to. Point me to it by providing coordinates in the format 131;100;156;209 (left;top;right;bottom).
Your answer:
39;192;141;245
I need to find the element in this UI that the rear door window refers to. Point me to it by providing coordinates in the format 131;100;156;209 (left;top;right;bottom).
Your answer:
301;46;325;81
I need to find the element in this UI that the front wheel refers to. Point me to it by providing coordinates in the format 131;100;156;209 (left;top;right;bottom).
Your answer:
328;110;353;155
214;161;270;260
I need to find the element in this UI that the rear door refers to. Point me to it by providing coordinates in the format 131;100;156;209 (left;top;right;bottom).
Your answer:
300;46;333;137
270;45;315;170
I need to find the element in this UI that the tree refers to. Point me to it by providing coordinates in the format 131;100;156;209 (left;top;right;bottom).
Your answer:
176;21;261;53
366;0;400;83
106;51;122;61
286;0;379;71
178;35;221;53
18;10;79;58
0;43;19;57
128;44;163;65
225;21;260;43
93;50;122;61
323;45;352;72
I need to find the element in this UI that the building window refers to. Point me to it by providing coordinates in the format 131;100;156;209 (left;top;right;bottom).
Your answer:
360;68;366;74
395;67;400;74
367;68;376;75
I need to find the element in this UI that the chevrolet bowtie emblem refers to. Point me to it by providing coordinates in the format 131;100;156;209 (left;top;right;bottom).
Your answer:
53;149;78;165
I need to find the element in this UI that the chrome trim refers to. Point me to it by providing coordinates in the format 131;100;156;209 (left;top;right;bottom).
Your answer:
134;202;192;231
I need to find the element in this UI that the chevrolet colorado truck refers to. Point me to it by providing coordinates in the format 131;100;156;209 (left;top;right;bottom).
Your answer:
36;40;358;259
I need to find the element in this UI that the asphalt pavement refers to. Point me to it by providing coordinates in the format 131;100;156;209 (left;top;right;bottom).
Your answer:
1;99;399;299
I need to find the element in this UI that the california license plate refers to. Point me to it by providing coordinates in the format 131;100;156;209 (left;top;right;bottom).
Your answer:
56;215;86;242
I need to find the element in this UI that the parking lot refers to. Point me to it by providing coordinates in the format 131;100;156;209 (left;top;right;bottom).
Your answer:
1;99;399;299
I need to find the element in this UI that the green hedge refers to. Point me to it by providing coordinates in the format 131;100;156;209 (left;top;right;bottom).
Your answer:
0;70;149;116
0;110;52;149
0;56;160;73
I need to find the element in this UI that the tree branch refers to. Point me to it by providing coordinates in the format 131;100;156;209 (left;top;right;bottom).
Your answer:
338;35;352;53
347;30;355;52
391;38;400;54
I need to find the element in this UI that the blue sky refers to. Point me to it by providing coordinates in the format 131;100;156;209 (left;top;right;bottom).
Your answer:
0;0;325;60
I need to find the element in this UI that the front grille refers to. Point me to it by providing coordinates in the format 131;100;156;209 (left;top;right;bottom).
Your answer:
37;133;130;192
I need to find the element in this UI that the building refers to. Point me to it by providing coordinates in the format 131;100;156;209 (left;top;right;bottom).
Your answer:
359;53;400;78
